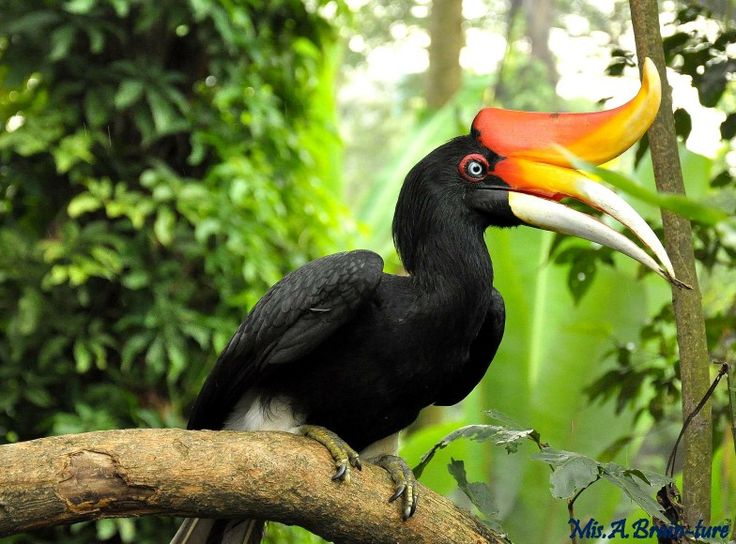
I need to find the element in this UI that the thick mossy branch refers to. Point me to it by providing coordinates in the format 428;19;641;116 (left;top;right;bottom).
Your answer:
0;429;505;544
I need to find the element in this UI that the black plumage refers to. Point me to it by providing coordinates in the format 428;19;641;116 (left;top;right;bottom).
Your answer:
186;135;509;450
173;134;514;544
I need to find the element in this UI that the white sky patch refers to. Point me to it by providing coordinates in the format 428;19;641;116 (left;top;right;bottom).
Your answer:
550;27;636;106
670;70;727;157
345;0;369;9
365;34;429;81
463;0;491;20
595;0;616;15
563;14;591;36
411;4;429;18
348;34;366;53
461;28;506;73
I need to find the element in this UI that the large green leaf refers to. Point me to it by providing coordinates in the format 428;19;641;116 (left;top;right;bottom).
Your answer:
565;151;728;225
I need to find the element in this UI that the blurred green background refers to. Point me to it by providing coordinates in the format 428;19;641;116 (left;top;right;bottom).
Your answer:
1;0;734;542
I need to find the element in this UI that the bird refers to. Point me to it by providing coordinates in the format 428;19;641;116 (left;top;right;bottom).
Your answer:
171;58;684;544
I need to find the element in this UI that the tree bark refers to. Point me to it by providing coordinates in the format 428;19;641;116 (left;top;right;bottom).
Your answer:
493;0;523;103
0;429;506;543
426;0;464;109
628;0;712;526
522;0;557;89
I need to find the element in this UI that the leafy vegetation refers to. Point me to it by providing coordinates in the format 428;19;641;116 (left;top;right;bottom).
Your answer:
570;2;736;442
0;1;349;542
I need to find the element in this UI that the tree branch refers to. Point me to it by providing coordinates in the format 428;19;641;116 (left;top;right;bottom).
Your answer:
0;429;506;544
628;0;713;525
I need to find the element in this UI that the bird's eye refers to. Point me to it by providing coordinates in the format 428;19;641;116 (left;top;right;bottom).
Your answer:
458;154;489;182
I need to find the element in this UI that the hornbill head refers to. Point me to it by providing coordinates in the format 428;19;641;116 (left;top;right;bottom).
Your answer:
395;58;685;287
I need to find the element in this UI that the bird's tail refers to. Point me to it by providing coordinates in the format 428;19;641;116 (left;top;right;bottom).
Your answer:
170;518;265;544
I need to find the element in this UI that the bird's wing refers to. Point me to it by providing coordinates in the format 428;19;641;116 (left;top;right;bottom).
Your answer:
187;250;384;430
433;287;505;406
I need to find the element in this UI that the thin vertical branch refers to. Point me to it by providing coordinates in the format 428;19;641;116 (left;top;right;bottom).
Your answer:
628;0;712;525
426;0;464;109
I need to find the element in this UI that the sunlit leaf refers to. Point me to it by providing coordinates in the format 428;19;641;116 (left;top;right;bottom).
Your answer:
115;80;145;110
565;151;728;225
415;422;540;477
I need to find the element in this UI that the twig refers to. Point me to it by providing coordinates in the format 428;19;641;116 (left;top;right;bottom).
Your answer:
666;363;729;478
567;476;601;544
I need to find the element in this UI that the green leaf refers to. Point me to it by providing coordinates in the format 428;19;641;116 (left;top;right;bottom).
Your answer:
154;206;176;246
73;340;92;373
447;458;503;531
86;25;105;53
565;151;728;225
534;450;600;499
24;386;53;408
115;80;145;110
601;463;668;519
96;519;116;541
116;518;136;542
146;89;186;136
533;448;670;517
64;0;96;14
16;288;42;335
121;333;152;371
49;25;76;61
84;88;110;126
53;131;94;173
415;422;539;477
166;336;187;382
4;11;59;35
68;192;102;218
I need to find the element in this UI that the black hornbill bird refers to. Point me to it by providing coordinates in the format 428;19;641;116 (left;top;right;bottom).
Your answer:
172;59;684;544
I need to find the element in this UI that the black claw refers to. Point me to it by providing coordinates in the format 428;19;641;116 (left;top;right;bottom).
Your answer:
352;457;362;470
332;463;347;481
388;484;406;503
408;494;418;518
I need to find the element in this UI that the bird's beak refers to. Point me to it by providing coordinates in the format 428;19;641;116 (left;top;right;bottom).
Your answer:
473;58;684;287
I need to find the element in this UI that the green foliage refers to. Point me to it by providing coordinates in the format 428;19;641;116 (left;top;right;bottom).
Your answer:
414;411;542;477
574;1;736;438
416;410;671;530
533;448;671;519
0;0;349;542
447;459;507;536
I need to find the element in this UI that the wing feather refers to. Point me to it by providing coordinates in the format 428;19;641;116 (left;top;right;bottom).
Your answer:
187;250;384;430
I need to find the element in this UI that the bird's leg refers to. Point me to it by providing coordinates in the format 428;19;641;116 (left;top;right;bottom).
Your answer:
300;425;362;482
372;454;418;520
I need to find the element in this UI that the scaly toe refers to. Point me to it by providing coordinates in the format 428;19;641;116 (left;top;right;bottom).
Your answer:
373;454;419;520
301;425;361;483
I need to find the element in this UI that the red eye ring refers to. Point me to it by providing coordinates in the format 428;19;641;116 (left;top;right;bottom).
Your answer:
458;153;490;182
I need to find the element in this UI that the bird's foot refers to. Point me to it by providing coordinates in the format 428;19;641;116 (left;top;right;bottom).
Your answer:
373;454;418;520
300;425;362;482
